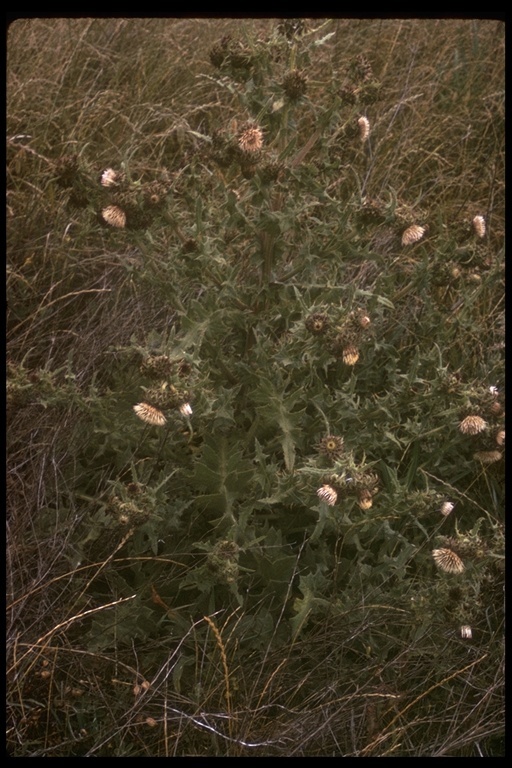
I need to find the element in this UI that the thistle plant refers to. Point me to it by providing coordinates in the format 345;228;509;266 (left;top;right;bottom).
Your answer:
7;18;504;757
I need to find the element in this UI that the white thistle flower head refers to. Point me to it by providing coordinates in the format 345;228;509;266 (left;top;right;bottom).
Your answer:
100;168;120;187
432;548;465;574
179;402;193;416
358;116;370;141
459;414;487;435
488;385;499;397
238;125;263;153
401;224;426;246
317;484;338;506
440;501;455;516
460;625;472;639
472;215;486;238
133;402;167;426
102;204;126;228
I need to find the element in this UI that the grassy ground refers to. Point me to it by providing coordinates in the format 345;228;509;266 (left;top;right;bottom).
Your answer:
7;17;504;756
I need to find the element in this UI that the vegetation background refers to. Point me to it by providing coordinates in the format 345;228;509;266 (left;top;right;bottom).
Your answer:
7;17;505;757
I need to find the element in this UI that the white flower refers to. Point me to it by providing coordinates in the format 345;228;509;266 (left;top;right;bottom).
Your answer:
179;402;193;416
440;501;455;516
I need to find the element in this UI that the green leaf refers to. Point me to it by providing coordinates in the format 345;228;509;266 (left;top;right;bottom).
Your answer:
290;569;330;638
253;376;306;471
192;434;253;513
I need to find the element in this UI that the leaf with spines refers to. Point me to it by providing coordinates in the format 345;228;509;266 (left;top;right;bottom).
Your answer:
253;376;306;471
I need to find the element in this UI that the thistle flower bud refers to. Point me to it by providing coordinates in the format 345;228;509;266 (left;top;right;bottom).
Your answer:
342;345;360;366
357;489;373;510
305;312;330;335
317;435;345;461
282;69;308;100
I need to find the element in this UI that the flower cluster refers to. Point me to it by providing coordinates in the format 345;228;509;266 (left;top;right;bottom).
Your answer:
340;54;382;106
305;306;373;366
107;494;151;526
316;468;379;510
96;167;169;230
